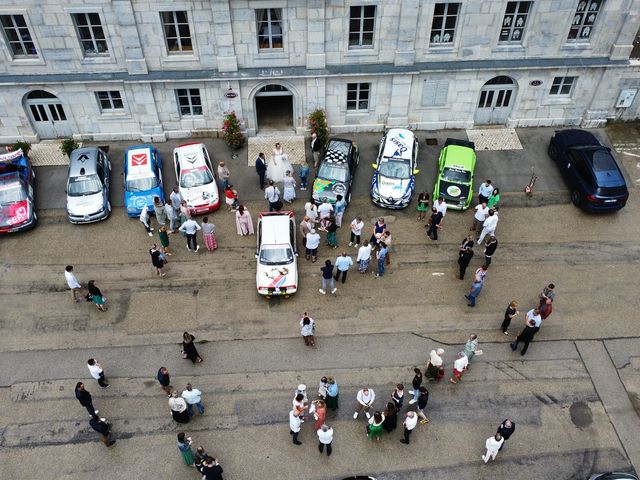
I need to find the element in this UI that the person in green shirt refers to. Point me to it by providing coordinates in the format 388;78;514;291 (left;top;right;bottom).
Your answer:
487;188;500;208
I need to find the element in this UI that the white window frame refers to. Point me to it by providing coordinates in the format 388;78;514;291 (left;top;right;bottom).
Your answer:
95;91;124;112
72;12;108;57
0;13;38;58
567;0;604;43
346;82;371;112
348;5;376;49
160;10;193;54
256;8;283;51
498;1;533;44
175;88;203;117
430;3;461;46
549;76;577;96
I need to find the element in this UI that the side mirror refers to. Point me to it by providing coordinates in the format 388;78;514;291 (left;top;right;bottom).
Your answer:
413;169;420;175
372;163;378;169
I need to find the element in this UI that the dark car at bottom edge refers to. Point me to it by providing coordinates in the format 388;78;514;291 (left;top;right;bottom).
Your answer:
548;129;628;212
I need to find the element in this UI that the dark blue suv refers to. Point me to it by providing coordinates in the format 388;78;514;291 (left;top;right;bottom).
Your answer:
548;129;628;212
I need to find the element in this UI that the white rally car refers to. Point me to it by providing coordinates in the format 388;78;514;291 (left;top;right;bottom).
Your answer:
370;128;419;209
173;142;219;215
255;211;298;298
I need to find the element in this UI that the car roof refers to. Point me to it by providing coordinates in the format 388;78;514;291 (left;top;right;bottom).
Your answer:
69;147;100;177
383;129;414;161
175;143;207;168
443;144;476;168
125;146;155;178
557;129;601;146
259;212;293;245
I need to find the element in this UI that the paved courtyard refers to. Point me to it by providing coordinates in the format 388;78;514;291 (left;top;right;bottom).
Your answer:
1;126;640;480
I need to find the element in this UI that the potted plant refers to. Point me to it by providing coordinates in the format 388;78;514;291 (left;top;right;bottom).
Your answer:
10;141;31;157
222;112;245;150
60;138;79;157
308;109;328;146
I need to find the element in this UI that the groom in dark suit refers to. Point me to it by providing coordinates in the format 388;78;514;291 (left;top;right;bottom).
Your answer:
255;152;267;189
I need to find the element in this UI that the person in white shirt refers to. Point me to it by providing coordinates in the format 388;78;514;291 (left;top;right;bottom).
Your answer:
317;424;333;456
64;265;83;302
477;209;499;244
526;308;543;330
169;391;190;424
289;409;302;445
349;216;364;247
169;186;183;218
305;229;321;262
139;205;154;236
435;197;448;218
400;411;418;444
482;433;504;463
334;252;353;284
471;202;489;233
264;181;281;211
478;180;494;204
300;313;315;347
87;358;109;388
353;387;375;419
181;383;204;417
449;352;469;384
357;240;373;273
317;202;333;230
179;218;201;252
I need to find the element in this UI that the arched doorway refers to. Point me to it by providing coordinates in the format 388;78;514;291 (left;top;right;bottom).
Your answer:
24;90;73;138
474;76;517;125
254;84;294;133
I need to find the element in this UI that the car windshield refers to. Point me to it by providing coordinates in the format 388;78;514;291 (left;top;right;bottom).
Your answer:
260;245;294;265
0;182;26;205
379;159;411;179
127;174;159;192
589;150;618;172
180;166;213;188
441;167;471;183
68;175;102;196
318;163;349;182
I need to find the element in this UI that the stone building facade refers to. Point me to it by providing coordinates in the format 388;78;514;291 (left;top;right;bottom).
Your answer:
0;0;639;143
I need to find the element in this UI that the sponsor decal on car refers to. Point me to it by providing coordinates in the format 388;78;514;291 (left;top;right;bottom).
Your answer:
313;178;334;191
446;185;462;197
131;153;148;166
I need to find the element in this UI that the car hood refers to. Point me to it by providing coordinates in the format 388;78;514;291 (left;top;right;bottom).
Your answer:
67;193;104;215
438;180;471;202
181;185;218;205
374;175;411;199
312;178;348;203
0;200;31;228
257;262;297;288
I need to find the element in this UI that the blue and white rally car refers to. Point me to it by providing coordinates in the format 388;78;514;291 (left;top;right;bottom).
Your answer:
123;145;164;217
370;128;419;209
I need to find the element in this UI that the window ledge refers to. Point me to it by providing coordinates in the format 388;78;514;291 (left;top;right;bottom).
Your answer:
493;44;526;53
543;97;574;106
257;50;288;60
81;56;116;65
8;57;45;66
162;54;199;63
560;43;592;52
427;45;456;53
345;111;370;115
99;112;130;119
345;48;377;57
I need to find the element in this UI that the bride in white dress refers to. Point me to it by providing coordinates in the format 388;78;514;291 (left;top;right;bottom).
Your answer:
266;143;293;184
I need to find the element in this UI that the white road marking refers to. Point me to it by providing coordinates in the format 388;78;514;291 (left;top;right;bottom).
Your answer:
620;151;640;158
432;272;444;276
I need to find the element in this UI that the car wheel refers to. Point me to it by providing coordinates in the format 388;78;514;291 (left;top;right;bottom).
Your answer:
548;142;558;160
571;190;581;206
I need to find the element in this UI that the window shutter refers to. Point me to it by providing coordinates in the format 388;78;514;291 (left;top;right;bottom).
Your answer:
423;80;449;107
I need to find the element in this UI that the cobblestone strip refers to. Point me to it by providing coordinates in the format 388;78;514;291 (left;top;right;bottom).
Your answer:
466;128;524;151
247;135;306;166
576;340;640;474
29;141;70;166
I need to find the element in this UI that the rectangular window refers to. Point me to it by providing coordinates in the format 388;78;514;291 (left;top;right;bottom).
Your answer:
160;11;192;53
0;14;37;57
430;3;460;45
256;8;283;50
72;13;108;56
176;88;203;116
567;0;603;42
346;83;370;111
348;5;376;48
549;76;576;95
422;80;450;107
498;1;532;43
96;91;124;112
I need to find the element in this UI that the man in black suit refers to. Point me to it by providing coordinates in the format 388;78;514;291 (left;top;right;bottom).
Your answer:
75;382;98;417
497;419;515;450
89;415;115;447
511;319;537;356
311;132;322;168
426;207;443;241
255;152;267;189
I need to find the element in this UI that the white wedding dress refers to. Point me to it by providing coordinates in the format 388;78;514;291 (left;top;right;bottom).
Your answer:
266;147;293;183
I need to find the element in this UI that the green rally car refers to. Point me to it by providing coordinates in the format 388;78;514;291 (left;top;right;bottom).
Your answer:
433;138;477;211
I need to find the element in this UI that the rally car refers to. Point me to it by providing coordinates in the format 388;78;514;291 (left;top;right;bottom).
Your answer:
255;211;298;298
124;145;164;217
311;137;359;205
0;148;36;234
371;128;419;209
433;138;477;210
173;142;219;215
